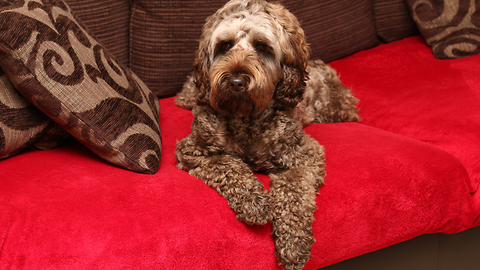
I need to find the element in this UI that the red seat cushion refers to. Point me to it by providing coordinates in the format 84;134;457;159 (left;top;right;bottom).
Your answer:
1;36;479;269
330;36;480;195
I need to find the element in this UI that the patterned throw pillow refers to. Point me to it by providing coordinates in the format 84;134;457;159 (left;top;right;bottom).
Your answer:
405;0;480;59
32;121;71;150
0;0;14;8
0;0;162;174
0;68;67;159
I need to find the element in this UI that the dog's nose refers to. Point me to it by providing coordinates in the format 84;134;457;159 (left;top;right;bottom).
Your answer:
228;76;246;92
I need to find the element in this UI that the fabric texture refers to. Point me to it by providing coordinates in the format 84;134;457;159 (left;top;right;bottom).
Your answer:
0;0;14;8
0;0;162;174
31;121;71;150
330;35;480;198
0;94;477;269
282;0;379;62
65;0;130;66
405;0;480;59
373;0;419;42
130;0;225;99
130;0;379;98
0;68;68;159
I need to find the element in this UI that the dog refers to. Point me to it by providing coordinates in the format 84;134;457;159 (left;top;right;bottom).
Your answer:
174;0;360;269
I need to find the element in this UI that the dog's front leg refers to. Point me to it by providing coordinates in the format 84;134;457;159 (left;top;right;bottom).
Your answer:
269;165;323;270
269;138;325;270
176;141;273;225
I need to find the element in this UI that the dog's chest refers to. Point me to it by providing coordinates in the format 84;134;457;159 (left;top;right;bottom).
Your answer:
223;116;294;171
195;107;304;171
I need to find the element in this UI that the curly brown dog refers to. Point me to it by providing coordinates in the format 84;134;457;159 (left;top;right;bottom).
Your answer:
175;0;360;269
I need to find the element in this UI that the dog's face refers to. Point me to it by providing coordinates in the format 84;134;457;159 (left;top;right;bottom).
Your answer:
193;0;310;118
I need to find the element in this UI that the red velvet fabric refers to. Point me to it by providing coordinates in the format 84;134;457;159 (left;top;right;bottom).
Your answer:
330;36;480;191
0;36;479;269
329;36;480;224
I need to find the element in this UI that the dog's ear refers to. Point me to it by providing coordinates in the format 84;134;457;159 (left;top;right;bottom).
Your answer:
270;3;310;108
192;15;216;107
275;65;307;108
192;47;210;106
277;7;310;73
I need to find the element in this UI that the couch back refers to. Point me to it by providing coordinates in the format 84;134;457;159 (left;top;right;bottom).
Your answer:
65;0;418;99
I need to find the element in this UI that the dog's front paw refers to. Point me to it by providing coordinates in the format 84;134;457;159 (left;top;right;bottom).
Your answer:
273;226;315;270
229;191;273;225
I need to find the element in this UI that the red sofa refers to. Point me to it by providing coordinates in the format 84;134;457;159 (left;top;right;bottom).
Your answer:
1;0;480;269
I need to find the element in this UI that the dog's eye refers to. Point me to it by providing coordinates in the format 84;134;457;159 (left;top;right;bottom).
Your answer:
254;41;274;57
215;40;234;57
222;41;233;51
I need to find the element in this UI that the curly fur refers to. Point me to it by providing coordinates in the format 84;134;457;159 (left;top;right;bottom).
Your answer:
175;1;360;269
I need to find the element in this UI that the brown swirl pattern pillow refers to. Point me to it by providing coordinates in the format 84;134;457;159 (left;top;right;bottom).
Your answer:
0;68;68;159
0;0;162;174
0;0;14;8
406;0;480;59
32;121;71;150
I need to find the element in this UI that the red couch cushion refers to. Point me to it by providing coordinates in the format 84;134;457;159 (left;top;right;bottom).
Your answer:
0;96;475;269
330;36;480;205
0;36;479;269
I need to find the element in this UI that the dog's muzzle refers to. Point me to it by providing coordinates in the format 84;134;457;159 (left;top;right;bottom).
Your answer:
210;73;257;118
209;51;276;118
